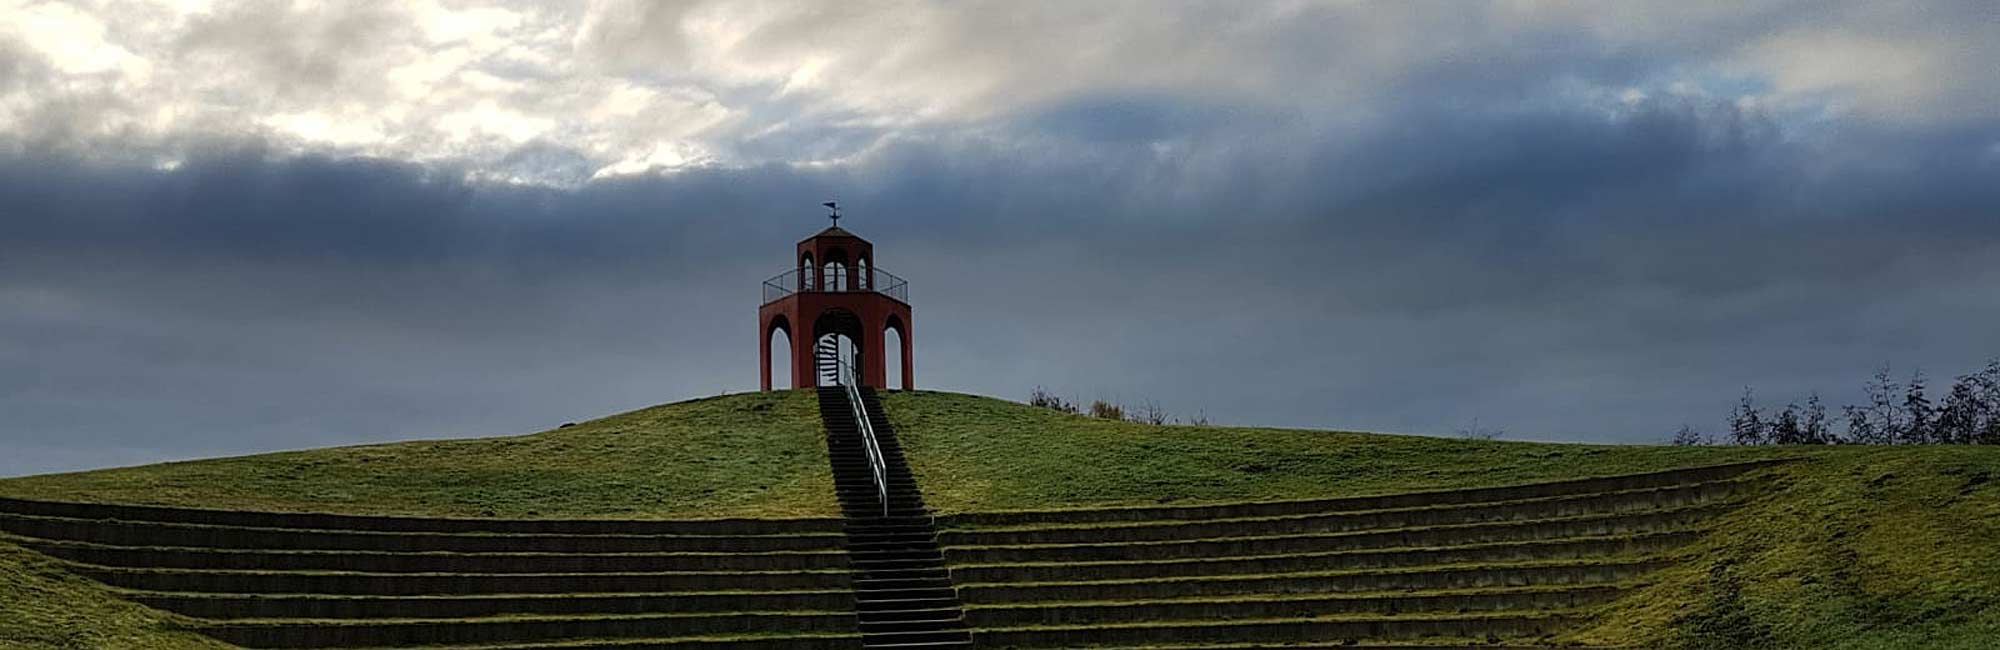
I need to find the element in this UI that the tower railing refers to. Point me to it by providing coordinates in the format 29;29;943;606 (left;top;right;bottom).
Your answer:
819;343;889;518
763;266;909;304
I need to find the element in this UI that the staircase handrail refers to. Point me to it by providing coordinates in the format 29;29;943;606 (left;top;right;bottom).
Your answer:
834;356;890;518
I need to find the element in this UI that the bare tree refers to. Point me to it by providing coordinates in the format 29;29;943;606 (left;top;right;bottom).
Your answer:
1028;386;1078;414
1134;400;1169;425
1770;403;1805;445
1847;365;1903;444
1902;369;1934;444
1671;424;1709;446
1802;392;1831;444
1730;388;1768;445
1457;418;1505;441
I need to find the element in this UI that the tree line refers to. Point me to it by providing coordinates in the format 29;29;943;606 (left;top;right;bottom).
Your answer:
1675;359;2000;446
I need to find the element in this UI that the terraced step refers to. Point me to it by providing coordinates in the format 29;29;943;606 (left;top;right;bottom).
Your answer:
199;612;858;648
992;643;1610;650
0;512;842;553
936;479;1754;546
125;589;855;620
328;633;865;650
970;612;1585;648
0;496;845;536
945;503;1726;564
71;565;853;595
948;531;1698;583
956;558;1667;604
941;459;1787;528
10;537;849;573
963;584;1628;627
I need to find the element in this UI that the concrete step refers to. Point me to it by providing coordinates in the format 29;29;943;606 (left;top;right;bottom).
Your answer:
946;531;1698;583
197;611;856;649
944;504;1725;564
73;565;853;596
13;537;849;574
940;459;1788;528
0;496;846;536
970;612;1584;648
962;584;1628;627
956;558;1666;604
315;633;864;650
0;513;844;554
936;480;1753;547
126;589;855;620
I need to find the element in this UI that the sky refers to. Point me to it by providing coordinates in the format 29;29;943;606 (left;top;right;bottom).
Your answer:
4;1;1999;477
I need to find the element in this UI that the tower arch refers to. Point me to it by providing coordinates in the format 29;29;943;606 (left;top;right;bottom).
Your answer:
758;210;913;390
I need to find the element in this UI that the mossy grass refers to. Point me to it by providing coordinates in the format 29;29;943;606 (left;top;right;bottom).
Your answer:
966;608;1589;630
0;539;231;650
959;582;1636;608
1570;446;2000;650
947;531;1691;570
0;389;1995;647
0;390;835;520
880;390;1793;513
952;555;1660;588
943;501;1729;551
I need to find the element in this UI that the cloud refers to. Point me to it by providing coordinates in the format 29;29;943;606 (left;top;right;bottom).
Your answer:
7;1;1998;183
2;1;1998;475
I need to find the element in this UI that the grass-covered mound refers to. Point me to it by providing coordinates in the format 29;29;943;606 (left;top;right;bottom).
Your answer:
880;390;1793;513
2;388;1995;649
1581;446;2000;650
0;390;835;520
876;391;2000;650
0;540;228;650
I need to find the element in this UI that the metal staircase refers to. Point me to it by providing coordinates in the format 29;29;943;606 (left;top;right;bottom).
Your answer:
817;378;971;648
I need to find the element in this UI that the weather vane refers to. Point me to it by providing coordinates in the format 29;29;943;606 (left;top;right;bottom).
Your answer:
823;201;840;226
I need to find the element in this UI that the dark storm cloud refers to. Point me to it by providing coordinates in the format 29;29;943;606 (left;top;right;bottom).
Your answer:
7;82;1999;478
6;1;2000;476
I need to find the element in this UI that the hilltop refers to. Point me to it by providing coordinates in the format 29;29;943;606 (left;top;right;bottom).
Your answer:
2;389;1786;518
1;389;1996;649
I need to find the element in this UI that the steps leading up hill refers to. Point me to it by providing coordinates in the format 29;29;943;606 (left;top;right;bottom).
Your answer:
933;459;1785;649
819;385;974;649
0;499;863;649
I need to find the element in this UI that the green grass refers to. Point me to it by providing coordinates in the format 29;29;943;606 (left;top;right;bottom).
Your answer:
0;539;230;650
1577;445;2000;650
875;391;2000;649
0;390;836;520
1;388;1996;649
880;390;1792;513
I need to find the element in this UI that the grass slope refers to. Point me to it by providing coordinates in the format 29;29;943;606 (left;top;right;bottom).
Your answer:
2;389;1995;649
0;540;230;650
876;391;1999;649
1580;446;2000;650
0;390;835;520
880;390;1792;513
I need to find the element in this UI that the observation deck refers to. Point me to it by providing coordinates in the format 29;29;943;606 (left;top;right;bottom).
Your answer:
762;267;909;305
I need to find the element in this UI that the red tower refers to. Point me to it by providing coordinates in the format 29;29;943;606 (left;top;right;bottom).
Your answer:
759;209;913;391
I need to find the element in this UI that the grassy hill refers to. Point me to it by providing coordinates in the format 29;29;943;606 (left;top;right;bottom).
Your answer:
878;390;1793;512
2;388;1996;649
0;390;837;520
0;540;231;650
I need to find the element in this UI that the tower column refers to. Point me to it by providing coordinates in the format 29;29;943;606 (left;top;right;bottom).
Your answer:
792;314;817;388
862;313;889;388
899;317;914;390
759;320;773;391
